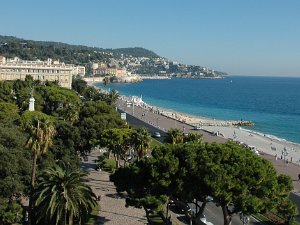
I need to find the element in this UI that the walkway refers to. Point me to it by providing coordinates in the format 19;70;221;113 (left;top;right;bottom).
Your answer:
82;150;147;225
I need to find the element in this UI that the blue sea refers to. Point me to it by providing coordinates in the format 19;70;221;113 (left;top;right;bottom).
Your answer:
96;76;300;144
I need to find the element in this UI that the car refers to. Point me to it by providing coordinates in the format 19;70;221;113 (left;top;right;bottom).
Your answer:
153;132;161;138
194;125;201;130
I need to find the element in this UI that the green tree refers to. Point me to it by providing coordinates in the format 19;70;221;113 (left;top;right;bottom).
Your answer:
34;164;97;225
100;128;133;168
132;128;151;160
111;142;295;225
0;102;20;125
20;111;56;225
103;76;109;86
37;85;82;119
106;89;119;106
71;76;87;95
183;132;203;143
165;128;184;144
0;81;14;102
77;101;125;154
0;199;23;225
0;125;31;198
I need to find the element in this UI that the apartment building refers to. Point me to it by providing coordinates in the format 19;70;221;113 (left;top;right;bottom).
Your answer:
0;56;85;89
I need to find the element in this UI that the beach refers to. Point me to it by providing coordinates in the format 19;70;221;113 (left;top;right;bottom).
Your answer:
88;81;300;191
117;95;300;164
116;95;300;192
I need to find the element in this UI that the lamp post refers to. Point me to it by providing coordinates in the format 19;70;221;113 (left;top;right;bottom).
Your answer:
283;147;288;167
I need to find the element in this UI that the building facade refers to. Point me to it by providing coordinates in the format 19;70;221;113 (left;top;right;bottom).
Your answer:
0;56;85;89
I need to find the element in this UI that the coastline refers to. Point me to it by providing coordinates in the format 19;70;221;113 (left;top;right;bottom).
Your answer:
90;80;300;165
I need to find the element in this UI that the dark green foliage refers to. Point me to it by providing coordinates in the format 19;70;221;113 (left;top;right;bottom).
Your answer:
111;142;295;225
0;35;159;68
0;125;31;198
0;81;14;102
72;76;88;95
0;102;20;125
37;85;82;119
0;199;23;225
34;164;97;225
77;101;125;154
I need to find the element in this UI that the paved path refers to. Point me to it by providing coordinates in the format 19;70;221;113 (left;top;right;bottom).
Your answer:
82;151;147;225
118;99;300;193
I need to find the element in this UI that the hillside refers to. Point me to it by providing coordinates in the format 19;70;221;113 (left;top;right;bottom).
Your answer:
0;35;227;76
0;35;159;64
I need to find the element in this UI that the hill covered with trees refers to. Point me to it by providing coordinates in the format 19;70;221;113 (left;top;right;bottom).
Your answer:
0;35;159;65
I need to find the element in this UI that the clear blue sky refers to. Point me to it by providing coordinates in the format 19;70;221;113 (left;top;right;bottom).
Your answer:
1;0;300;76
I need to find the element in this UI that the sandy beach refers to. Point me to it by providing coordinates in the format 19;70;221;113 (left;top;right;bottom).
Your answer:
89;82;300;191
118;95;300;164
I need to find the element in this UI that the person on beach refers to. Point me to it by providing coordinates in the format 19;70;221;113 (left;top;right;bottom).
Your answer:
275;154;277;160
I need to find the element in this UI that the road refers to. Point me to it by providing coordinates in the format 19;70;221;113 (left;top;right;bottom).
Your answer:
119;108;268;225
118;105;300;224
118;108;167;143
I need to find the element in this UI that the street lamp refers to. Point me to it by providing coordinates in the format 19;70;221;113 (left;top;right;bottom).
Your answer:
283;147;288;167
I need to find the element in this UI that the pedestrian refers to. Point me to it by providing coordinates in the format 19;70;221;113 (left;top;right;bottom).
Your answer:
291;157;293;162
97;195;102;201
298;174;300;180
280;154;283;160
275;154;277;160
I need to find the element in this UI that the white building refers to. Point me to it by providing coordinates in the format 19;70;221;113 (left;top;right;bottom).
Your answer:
0;56;85;89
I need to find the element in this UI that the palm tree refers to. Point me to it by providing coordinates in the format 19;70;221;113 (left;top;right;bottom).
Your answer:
103;76;110;86
34;164;97;225
107;90;119;106
166;128;184;144
26;117;56;225
27;118;56;189
132;128;151;160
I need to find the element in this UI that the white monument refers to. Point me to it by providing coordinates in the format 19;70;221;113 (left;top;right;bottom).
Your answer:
29;89;35;111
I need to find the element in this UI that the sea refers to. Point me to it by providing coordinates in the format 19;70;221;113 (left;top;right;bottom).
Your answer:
95;76;300;145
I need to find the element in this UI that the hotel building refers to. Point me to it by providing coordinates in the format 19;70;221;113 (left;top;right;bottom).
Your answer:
0;56;85;89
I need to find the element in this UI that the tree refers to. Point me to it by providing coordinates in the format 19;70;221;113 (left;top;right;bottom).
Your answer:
37;86;82;119
20;111;56;225
34;164;97;225
77;101;125;154
0;125;31;197
111;142;295;225
0;81;14;102
0;199;23;225
0;102;20;125
183;132;203;143
132;128;151;160
106;90;119;106
71;76;87;95
165;128;184;144
103;76;109;86
100;128;133;168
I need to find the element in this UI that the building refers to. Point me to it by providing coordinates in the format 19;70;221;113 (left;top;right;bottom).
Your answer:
93;63;127;77
0;56;85;89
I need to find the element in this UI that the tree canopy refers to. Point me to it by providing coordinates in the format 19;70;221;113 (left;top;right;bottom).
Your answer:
111;141;295;225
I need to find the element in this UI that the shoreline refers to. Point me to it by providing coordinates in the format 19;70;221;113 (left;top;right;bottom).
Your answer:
90;81;300;165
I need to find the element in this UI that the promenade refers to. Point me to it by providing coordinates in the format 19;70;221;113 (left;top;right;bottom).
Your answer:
117;99;300;193
82;151;147;225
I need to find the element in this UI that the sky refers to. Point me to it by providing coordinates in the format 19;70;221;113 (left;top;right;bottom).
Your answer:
0;0;300;76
